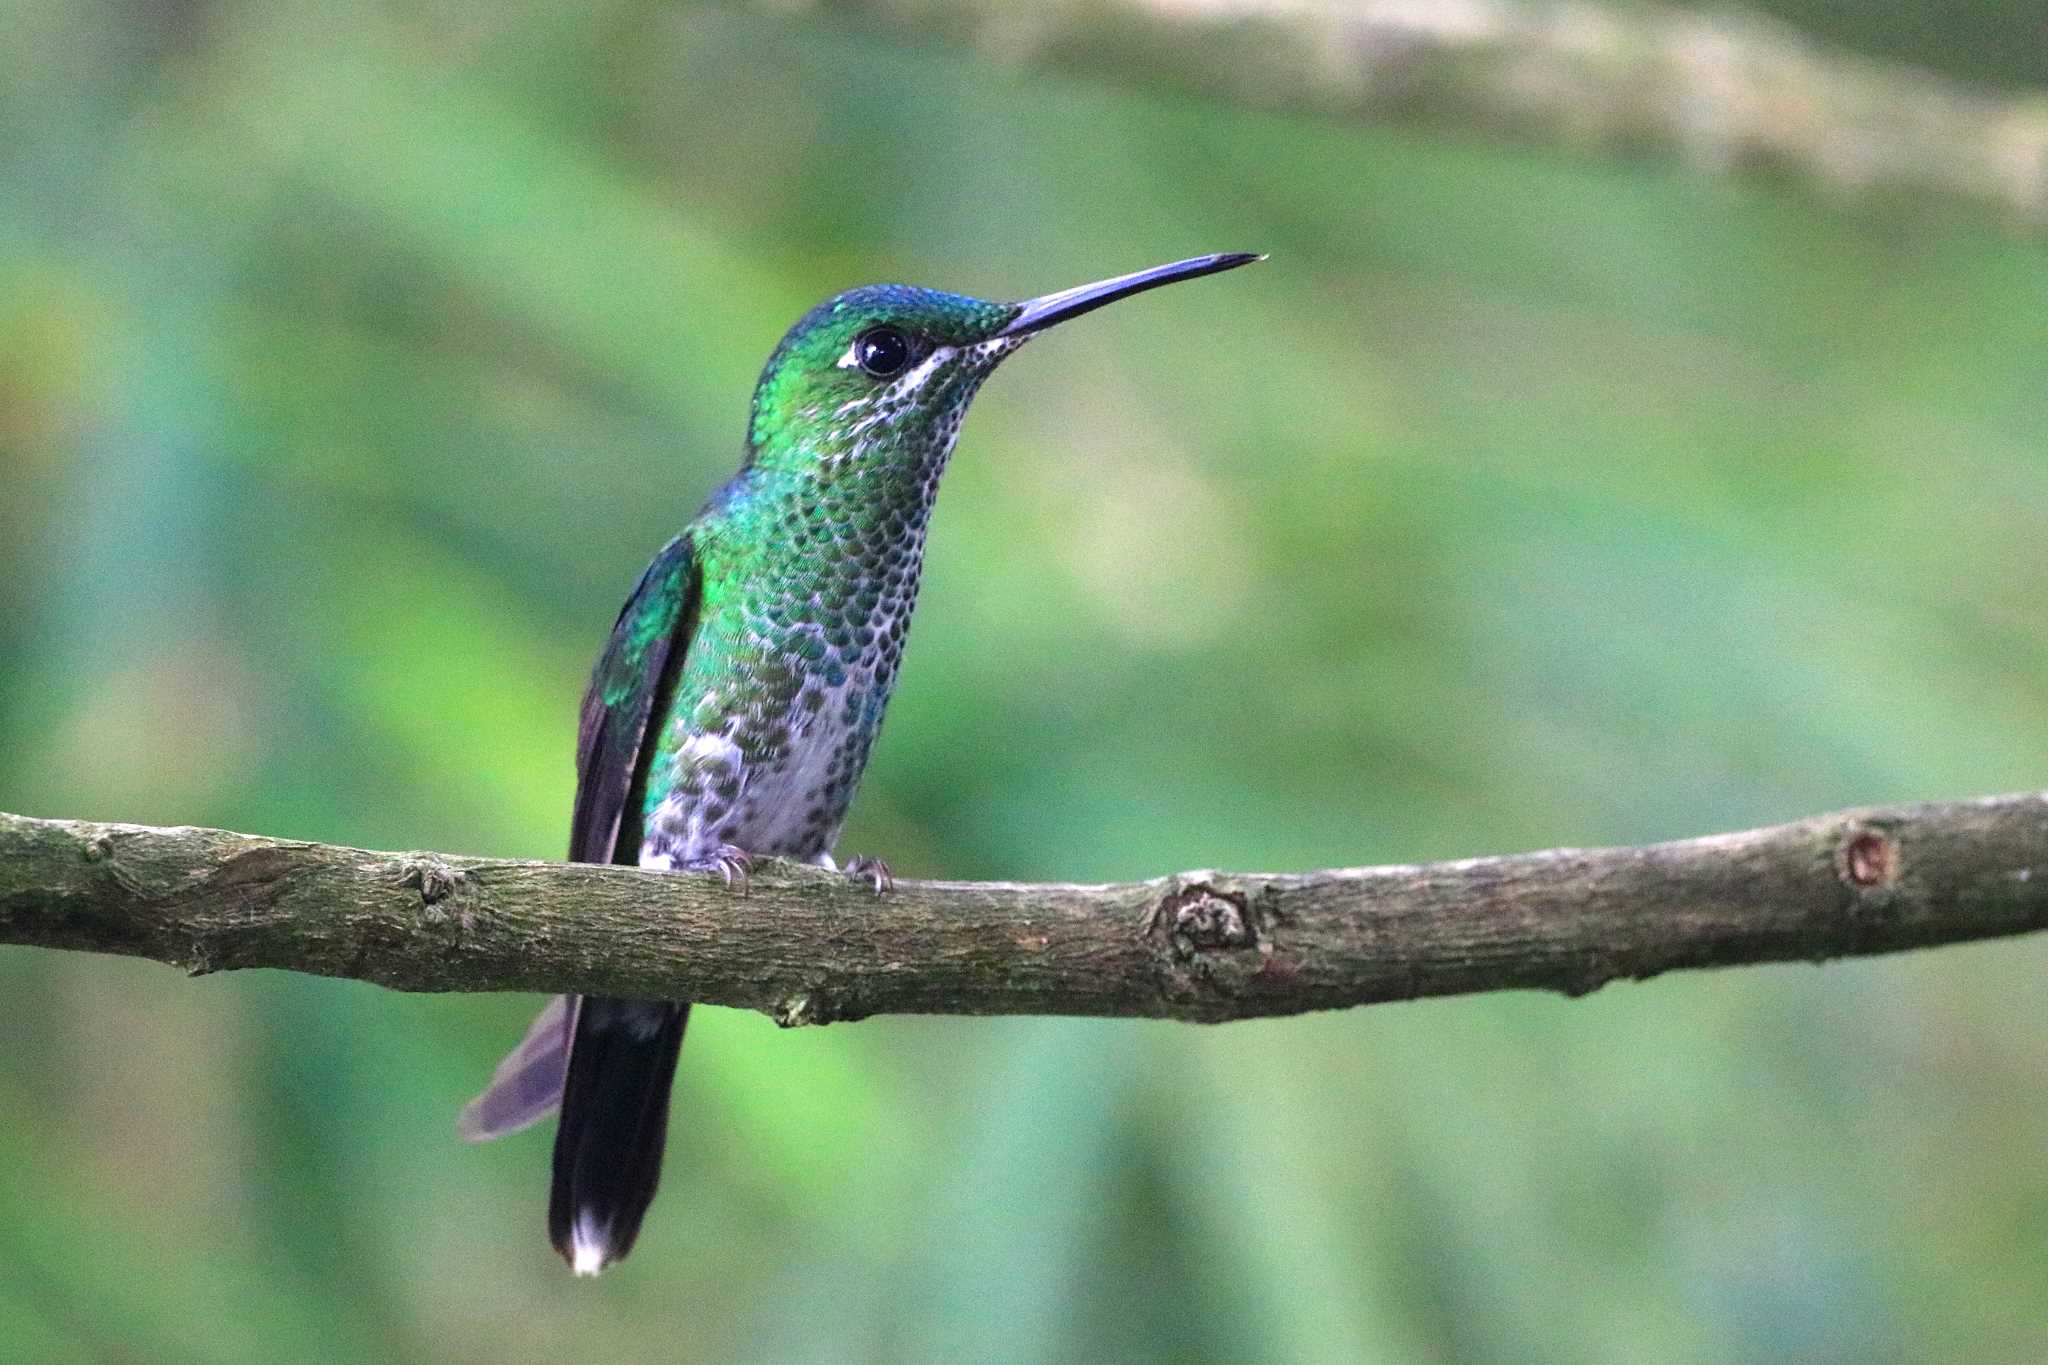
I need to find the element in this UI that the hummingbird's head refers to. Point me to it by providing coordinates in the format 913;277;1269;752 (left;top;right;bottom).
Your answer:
744;254;1262;477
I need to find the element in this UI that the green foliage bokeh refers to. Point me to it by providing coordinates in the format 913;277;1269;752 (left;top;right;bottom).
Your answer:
2;3;2044;1362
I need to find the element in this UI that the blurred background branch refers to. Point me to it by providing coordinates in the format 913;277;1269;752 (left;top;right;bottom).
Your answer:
5;794;2043;1021
795;0;2048;222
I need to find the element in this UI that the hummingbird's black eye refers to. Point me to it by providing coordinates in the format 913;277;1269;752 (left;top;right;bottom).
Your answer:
854;326;912;379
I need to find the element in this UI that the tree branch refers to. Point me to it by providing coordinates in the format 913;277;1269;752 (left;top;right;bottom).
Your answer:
2;795;2044;1024
790;0;2048;224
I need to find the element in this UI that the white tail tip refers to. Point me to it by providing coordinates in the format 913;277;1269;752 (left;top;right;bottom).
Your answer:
571;1217;609;1277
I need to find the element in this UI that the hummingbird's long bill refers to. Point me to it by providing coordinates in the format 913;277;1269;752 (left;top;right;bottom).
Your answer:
998;252;1265;337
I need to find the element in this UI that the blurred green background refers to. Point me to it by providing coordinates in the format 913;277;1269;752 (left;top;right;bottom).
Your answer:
3;2;2045;1361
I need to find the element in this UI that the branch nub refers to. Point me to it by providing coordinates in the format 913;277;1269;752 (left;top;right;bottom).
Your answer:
1838;827;1899;890
1149;882;1257;960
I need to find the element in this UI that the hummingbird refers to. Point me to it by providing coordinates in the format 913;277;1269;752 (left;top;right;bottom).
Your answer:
458;252;1263;1274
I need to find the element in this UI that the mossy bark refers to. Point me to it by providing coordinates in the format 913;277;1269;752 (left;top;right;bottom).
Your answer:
2;794;2044;1023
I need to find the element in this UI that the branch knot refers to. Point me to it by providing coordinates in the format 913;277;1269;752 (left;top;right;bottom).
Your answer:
401;857;466;906
1837;827;1898;890
1150;881;1256;961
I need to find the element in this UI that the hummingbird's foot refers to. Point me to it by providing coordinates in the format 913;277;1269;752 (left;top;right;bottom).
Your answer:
841;855;894;896
683;844;753;890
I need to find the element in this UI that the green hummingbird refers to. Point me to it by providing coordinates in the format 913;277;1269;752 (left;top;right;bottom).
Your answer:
459;252;1263;1274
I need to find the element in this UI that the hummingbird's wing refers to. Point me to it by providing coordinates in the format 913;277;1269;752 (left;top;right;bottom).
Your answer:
458;533;702;1142
569;532;703;865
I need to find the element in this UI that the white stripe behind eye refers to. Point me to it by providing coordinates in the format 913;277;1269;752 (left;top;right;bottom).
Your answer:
891;346;953;395
834;341;863;370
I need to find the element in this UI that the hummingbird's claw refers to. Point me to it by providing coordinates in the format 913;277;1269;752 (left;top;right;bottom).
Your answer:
686;845;753;892
842;855;893;896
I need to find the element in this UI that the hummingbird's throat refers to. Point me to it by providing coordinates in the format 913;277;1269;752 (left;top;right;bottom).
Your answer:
820;335;1027;473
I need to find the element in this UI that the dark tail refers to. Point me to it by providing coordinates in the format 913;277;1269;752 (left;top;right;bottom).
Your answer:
548;996;688;1275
